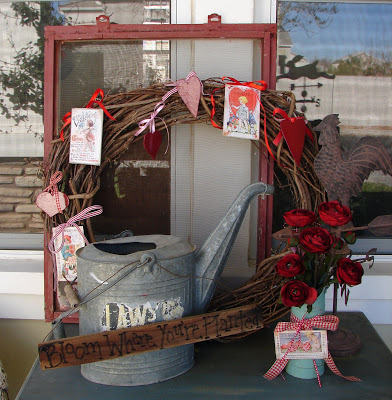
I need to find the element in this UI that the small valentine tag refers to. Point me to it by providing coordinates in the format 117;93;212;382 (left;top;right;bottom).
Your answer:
53;226;86;283
69;108;103;166
36;171;69;217
223;84;260;140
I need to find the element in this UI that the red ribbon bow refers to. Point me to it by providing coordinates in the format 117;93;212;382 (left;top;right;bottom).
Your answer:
264;313;361;387
59;89;116;141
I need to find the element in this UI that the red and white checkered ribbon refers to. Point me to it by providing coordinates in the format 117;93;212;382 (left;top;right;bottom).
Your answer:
162;71;201;102
43;171;64;214
48;205;103;255
263;313;361;386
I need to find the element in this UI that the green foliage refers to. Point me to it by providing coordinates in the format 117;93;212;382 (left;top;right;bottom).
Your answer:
0;2;65;127
327;54;392;77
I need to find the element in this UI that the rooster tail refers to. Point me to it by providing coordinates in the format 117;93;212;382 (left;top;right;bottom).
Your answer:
348;136;392;179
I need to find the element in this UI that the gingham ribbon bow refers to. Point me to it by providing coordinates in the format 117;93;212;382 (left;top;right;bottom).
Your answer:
48;205;103;255
264;313;361;385
43;171;64;215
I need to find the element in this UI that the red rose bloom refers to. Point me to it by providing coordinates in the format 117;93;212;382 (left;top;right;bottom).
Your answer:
280;280;318;307
283;209;317;228
276;254;305;278
319;201;352;227
299;227;333;254
336;258;364;286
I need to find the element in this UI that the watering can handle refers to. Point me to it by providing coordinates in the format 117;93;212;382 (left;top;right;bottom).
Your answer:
140;252;157;274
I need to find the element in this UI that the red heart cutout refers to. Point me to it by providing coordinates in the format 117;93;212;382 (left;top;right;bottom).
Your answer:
228;86;258;116
143;130;162;160
280;118;307;166
36;191;69;217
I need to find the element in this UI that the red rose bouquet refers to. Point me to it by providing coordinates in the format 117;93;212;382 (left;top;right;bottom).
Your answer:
277;201;367;310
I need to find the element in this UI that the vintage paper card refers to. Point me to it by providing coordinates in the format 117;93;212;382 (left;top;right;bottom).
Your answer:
53;226;85;283
223;84;260;140
69;108;103;166
274;330;328;360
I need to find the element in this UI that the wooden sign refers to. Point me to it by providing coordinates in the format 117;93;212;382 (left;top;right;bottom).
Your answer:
39;304;263;370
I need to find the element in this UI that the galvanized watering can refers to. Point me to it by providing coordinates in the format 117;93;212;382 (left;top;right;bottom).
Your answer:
76;181;274;386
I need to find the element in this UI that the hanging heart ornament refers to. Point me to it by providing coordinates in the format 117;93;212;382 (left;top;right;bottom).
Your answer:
36;171;69;217
143;130;162;160
175;74;201;119
273;108;313;166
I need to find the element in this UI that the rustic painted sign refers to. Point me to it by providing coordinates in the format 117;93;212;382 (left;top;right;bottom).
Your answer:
38;304;263;370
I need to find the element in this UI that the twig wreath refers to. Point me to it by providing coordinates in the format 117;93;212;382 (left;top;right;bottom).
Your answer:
43;77;326;335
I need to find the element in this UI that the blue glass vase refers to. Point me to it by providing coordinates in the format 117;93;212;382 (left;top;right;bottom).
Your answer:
285;290;326;379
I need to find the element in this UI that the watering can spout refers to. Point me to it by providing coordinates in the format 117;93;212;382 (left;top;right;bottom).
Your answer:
194;181;274;314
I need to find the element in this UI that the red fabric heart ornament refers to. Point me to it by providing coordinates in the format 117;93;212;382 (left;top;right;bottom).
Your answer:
272;108;313;167
36;191;69;217
143;130;162;160
176;76;201;119
279;118;307;166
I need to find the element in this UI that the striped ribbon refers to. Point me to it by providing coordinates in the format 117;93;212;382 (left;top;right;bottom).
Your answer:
264;313;361;386
48;205;103;255
43;171;64;215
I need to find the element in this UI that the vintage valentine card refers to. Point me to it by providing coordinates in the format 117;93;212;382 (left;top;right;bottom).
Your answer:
69;108;103;166
274;330;328;360
53;226;85;283
223;84;260;140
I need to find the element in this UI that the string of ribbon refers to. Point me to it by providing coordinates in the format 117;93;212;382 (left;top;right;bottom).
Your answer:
272;107;313;146
42;171;65;215
59;89;116;141
263;313;361;387
135;71;201;138
48;205;103;255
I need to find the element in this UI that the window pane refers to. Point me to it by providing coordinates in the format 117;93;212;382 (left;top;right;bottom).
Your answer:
276;2;392;241
0;0;170;236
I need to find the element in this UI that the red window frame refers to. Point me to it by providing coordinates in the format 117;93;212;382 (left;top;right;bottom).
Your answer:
43;14;277;322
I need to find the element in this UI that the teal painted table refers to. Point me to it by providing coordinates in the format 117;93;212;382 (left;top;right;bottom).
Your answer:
17;313;392;399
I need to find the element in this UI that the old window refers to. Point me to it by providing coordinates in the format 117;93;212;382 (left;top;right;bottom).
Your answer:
43;9;276;320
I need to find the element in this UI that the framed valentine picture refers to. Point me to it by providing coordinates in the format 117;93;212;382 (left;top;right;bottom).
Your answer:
69;108;103;166
223;84;260;140
274;330;328;360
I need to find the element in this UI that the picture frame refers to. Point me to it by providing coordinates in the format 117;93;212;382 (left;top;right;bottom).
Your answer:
274;329;328;360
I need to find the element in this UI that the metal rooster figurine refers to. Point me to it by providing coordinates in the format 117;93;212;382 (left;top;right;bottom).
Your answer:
314;114;392;206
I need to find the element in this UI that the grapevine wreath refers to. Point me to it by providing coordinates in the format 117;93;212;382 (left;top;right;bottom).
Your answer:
42;77;325;337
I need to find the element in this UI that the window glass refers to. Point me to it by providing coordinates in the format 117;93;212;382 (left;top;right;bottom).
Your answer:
276;1;392;246
0;0;170;236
